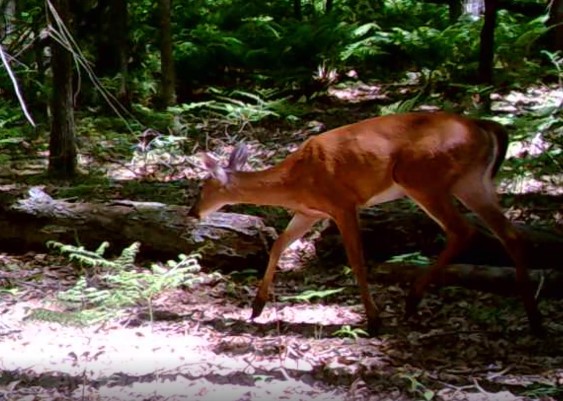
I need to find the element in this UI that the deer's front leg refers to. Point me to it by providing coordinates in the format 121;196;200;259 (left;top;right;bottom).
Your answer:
251;213;319;319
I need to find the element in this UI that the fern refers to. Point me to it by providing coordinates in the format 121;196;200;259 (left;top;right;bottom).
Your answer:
39;241;220;326
339;22;386;63
46;240;138;270
380;89;426;115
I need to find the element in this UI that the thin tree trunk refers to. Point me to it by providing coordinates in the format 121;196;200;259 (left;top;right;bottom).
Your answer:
449;0;462;22
156;0;176;110
478;0;497;85
325;0;333;13
113;0;131;109
95;0;130;109
31;22;48;121
48;0;77;179
476;0;496;113
549;0;563;52
294;0;302;20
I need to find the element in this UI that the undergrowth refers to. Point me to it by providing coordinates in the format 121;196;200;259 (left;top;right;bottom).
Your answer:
24;241;223;326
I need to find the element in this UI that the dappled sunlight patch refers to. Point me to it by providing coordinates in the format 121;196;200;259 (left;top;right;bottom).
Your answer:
328;81;390;103
495;86;563;113
0;317;347;400
249;303;365;328
500;175;563;195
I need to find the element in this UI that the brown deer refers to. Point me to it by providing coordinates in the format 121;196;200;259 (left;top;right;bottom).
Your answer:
188;112;543;336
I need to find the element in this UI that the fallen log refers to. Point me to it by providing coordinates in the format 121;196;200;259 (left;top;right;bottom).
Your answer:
316;207;563;270
0;186;276;270
368;262;562;299
1;186;561;296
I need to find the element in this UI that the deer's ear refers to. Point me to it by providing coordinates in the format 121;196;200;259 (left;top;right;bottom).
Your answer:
202;153;229;185
227;144;249;171
201;152;219;171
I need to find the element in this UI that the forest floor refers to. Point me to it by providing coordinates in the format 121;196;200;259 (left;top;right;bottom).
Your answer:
1;83;562;401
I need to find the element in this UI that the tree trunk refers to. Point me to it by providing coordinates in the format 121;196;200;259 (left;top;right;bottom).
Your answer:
449;0;462;22
156;0;176;110
48;0;77;179
549;0;563;52
31;22;49;121
325;0;333;14
294;0;302;20
95;0;131;109
113;0;131;109
369;262;563;299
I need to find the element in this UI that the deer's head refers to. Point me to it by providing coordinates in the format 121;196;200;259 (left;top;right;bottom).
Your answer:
188;144;249;219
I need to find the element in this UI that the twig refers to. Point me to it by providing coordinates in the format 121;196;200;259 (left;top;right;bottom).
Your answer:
0;44;35;127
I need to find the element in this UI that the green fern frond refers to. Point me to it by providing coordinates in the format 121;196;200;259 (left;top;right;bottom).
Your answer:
40;241;220;326
47;241;119;269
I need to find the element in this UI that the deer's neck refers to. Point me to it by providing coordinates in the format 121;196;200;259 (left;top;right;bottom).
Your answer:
228;165;293;207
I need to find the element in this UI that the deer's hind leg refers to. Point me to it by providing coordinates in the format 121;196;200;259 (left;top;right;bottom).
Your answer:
392;156;477;317
400;189;477;317
453;174;543;334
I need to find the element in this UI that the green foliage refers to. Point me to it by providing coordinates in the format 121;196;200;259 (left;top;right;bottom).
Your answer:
400;372;436;401
171;88;308;129
176;24;246;83
207;88;304;123
380;87;427;115
39;241;220;326
495;13;552;85
339;22;389;64
47;241;125;271
4;0;560;132
279;287;344;303
386;252;431;266
502;85;562;183
522;383;563;399
24;304;110;326
378;0;448;31
131;132;189;178
332;324;369;339
542;50;563;85
386;18;482;83
207;89;282;123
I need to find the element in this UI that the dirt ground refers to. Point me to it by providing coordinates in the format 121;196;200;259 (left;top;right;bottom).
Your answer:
1;235;562;401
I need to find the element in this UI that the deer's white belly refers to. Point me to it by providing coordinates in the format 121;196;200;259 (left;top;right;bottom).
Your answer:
364;184;405;206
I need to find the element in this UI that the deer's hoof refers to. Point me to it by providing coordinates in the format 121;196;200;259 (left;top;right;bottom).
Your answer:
250;297;266;320
366;316;382;337
404;292;421;319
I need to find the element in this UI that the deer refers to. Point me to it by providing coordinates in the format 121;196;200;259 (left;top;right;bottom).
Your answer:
188;111;544;336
